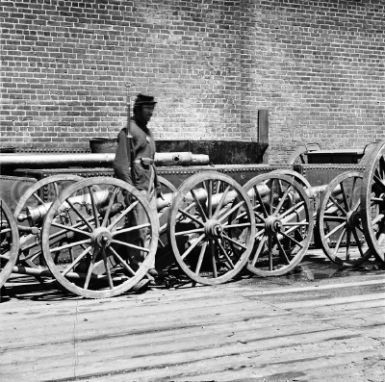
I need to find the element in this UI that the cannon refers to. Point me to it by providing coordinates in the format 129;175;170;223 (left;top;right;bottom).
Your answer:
315;141;385;266
0;168;311;296
1;141;384;298
0;151;210;168
0;174;177;297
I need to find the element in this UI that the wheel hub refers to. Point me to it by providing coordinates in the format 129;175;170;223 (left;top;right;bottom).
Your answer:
265;216;282;233
204;219;223;237
92;227;112;248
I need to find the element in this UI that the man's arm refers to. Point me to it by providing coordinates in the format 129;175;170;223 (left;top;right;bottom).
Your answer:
113;129;132;184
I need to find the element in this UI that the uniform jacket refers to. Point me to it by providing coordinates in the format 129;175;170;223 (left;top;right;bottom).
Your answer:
113;118;161;195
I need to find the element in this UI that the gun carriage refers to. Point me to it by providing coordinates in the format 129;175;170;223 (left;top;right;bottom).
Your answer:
1;140;384;298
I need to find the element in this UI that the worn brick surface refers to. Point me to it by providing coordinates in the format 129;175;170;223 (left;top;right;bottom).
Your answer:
1;0;384;162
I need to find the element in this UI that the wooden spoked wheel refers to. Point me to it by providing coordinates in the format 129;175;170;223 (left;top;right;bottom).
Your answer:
0;199;19;287
14;175;83;268
168;171;256;285
318;171;369;266
268;169;313;196
361;141;385;263
41;177;159;298
288;143;321;166
244;173;315;276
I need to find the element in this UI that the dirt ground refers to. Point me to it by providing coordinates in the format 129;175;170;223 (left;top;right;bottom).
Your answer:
1;249;384;382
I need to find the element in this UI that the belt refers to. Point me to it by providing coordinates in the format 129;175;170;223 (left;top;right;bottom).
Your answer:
133;157;154;166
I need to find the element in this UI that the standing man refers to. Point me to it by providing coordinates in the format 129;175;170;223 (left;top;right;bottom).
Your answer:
113;93;161;277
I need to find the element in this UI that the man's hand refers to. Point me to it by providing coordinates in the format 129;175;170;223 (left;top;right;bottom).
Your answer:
123;191;132;206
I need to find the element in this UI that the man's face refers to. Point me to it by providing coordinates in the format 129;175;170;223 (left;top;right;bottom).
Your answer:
138;105;154;125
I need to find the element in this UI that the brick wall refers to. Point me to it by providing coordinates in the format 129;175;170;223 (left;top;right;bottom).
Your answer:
1;0;384;163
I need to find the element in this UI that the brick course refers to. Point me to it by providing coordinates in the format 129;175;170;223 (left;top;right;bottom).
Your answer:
1;0;384;163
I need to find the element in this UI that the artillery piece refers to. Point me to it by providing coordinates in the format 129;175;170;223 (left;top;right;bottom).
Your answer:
0;173;177;297
1;141;384;298
313;141;385;267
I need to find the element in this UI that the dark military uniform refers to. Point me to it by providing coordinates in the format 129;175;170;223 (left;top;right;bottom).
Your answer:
113;116;160;269
113;118;160;196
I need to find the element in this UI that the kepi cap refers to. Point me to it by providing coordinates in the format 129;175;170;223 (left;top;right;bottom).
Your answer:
134;94;157;106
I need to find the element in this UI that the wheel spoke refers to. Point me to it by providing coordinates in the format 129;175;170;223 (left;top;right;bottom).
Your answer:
177;207;205;227
254;186;268;217
53;182;60;197
213;185;231;218
333;227;346;257
329;195;348;215
253;209;265;223
65;198;94;231
275;234;291;265
32;192;44;204
254;228;265;240
180;234;205;260
190;188;207;222
210;240;218;278
111;238;150;254
174;227;205;237
107;200;139;230
218;200;245;223
278;200;305;220
223;222;251;229
283;220;308;236
113;223;151;236
345;230;351;260
51;221;93;237
274;184;293;214
100;248;114;289
280;231;304;248
109;246;137;276
62;245;93;277
84;250;98;289
323;214;346;223
102;188;120;227
50;238;92;253
207;180;213;218
269;179;275;211
214;237;235;269
340;182;350;211
220;233;247;250
351;227;366;258
194;241;208;275
276;179;284;196
325;221;346;239
88;186;101;228
350;177;358;209
268;235;273;271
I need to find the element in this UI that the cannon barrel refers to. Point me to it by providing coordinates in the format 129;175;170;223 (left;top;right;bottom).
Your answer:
183;183;271;207
18;187;176;224
18;189;111;223
0;152;210;168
